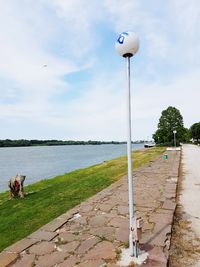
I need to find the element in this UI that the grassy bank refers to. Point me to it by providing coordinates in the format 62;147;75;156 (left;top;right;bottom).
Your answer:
0;147;164;252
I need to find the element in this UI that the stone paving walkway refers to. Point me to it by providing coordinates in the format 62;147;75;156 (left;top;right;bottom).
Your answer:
0;151;180;267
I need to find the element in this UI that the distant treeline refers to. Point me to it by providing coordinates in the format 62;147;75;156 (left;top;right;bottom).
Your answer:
0;139;129;147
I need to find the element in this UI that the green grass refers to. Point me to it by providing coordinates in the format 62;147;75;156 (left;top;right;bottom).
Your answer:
0;147;164;252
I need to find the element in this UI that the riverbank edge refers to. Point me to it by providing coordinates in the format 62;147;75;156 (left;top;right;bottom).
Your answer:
0;143;147;195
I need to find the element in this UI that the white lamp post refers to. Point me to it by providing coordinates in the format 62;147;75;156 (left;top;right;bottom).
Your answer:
115;31;139;257
173;130;177;148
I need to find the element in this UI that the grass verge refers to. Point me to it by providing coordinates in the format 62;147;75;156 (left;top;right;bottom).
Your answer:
0;147;164;252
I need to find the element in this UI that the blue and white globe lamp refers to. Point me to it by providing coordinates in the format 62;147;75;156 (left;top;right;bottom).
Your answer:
115;31;139;58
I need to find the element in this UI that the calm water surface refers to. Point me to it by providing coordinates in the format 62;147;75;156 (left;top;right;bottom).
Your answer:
0;144;144;192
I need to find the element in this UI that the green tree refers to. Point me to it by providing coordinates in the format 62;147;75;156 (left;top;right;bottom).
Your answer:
182;128;191;143
190;122;200;143
153;106;186;146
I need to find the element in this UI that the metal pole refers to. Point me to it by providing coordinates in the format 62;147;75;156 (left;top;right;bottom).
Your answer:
174;133;176;148
125;56;137;257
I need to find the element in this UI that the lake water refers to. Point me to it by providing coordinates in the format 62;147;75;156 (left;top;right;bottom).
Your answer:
0;143;144;192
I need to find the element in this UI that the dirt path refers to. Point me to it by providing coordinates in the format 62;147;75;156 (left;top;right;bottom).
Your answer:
169;145;200;267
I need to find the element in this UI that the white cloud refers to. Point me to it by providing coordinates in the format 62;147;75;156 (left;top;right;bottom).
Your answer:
47;0;104;59
36;71;127;140
133;68;200;135
8;66;197;141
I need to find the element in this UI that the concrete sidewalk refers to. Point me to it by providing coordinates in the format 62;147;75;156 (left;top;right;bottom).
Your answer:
0;151;180;267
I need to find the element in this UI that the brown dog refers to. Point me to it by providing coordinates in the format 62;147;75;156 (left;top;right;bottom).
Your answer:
8;175;26;199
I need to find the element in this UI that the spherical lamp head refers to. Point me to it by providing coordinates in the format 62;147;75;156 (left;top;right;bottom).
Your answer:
115;31;139;57
173;130;177;134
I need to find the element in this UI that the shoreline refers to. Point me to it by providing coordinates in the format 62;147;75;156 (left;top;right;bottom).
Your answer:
0;140;147;148
0;144;145;193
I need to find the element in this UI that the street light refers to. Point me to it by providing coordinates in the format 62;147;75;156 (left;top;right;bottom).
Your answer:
115;32;139;257
173;130;177;148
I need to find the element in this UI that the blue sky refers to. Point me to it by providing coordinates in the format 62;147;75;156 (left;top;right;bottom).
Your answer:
0;0;200;141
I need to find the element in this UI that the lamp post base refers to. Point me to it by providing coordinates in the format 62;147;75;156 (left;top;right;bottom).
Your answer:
117;247;148;266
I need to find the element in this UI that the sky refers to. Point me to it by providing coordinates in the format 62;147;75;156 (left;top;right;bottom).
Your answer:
0;0;200;141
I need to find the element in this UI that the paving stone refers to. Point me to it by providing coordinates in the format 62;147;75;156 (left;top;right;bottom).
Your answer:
117;205;129;215
90;226;116;241
115;227;129;243
169;177;178;183
41;217;69;232
114;194;129;203
165;183;177;191
140;231;153;244
136;201;159;208
150;224;172;246
76;259;105;267
156;209;173;215
80;204;94;212
106;198;123;206
108;217;128;228
12;254;35;267
28;229;58;241
165;189;176;195
99;211;116;218
56;232;78;243
142;222;154;231
57;240;79;253
5;238;38;253
77;236;100;254
89;215;109;227
146;189;162;199
165;192;175;199
149;213;173;225
0;252;19;267
109;210;119;216
83;241;116;260
78;233;93;241
35;251;67;267
59;255;78;267
107;263;118;267
141;259;166;267
73;216;88;225
98;203;113;212
28;241;55;255
66;223;84;233
148;246;167;263
136;206;153;212
162;200;176;211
